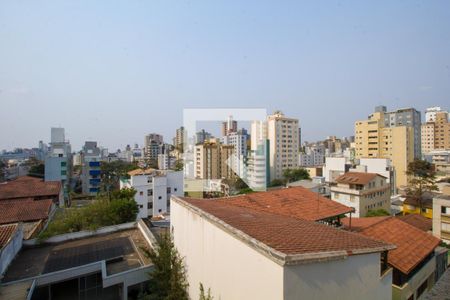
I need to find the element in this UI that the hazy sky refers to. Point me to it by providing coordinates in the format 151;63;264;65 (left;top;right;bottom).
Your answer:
1;1;450;151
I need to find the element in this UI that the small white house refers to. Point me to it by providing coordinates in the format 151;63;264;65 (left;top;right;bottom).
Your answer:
120;169;183;219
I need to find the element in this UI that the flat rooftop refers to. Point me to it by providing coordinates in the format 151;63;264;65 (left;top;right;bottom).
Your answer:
2;229;151;283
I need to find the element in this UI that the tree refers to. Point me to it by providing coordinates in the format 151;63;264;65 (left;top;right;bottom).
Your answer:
173;159;184;171
140;233;189;300
405;159;438;215
268;179;284;187
110;187;137;201
199;283;213;300
28;163;45;178
100;160;138;193
366;209;390;217
282;168;310;184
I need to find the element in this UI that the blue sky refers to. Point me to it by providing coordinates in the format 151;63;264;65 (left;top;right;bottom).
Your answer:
1;1;449;151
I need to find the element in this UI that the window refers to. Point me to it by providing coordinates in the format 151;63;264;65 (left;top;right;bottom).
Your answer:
442;206;448;214
380;251;389;276
147;189;153;196
139;191;143;196
148;202;153;209
61;161;67;167
421;208;427;213
158;196;162;199
417;279;428;298
174;188;177;192
167;187;171;194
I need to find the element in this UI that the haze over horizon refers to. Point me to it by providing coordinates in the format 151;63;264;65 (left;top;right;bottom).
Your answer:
1;1;450;151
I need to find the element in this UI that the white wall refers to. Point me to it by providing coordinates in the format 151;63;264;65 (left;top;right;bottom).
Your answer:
284;253;392;300
324;157;346;182
171;200;284;300
0;226;23;275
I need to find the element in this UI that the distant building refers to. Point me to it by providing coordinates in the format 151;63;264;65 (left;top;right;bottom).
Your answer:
432;195;450;244
157;154;176;170
221;115;238;136
120;169;183;219
424;150;450;175
44;127;72;202
171;188;394;300
425;106;445;123
144;133;164;162
195;141;235;180
267;111;300;181
195;129;212;144
299;144;325;167
331;172;391;218
355;106;420;188
81;141;102;195
221;130;249;178
174;126;186;152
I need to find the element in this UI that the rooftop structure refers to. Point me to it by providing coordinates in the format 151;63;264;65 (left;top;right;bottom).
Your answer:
0;198;54;225
0;176;62;205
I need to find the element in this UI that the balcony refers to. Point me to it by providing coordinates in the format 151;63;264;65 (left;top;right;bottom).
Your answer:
89;161;101;167
89;170;101;176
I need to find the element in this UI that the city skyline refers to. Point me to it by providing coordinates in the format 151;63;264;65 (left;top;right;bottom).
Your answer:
1;1;450;150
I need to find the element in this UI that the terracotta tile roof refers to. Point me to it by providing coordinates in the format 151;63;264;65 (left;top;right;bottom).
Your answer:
356;217;440;274
0;224;18;248
341;216;389;232
397;214;432;232
0;198;53;225
335;172;385;185
176;197;394;262
0;176;61;200
193;187;353;221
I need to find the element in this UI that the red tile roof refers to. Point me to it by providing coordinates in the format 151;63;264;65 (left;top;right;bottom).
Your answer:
397;214;432;232
0;176;61;200
335;172;385;185
193;186;353;221
0;198;53;225
341;216;389;232
0;224;18;248
346;217;440;274
176;197;394;262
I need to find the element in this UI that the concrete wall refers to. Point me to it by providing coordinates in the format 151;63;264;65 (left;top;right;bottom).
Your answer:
0;226;23;275
171;200;284;300
284;253;392;300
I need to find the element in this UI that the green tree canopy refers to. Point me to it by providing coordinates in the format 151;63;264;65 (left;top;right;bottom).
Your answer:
405;159;438;214
282;168;310;183
100;160;138;192
140;233;189;300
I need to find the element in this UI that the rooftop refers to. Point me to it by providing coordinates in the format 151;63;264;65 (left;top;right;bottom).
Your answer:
343;217;440;274
335;172;385;185
0;224;18;248
0;176;61;201
2;229;151;283
127;168;156;176
188;186;353;222
174;197;394;265
396;214;432;232
0;198;53;225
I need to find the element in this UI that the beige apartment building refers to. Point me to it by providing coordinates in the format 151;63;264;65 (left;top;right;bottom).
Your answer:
422;110;450;153
195;141;235;180
267;111;300;181
355;106;417;188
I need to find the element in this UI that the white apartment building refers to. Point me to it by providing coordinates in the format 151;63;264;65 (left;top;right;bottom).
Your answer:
221;131;248;177
432;195;450;244
171;194;394;300
299;144;326;167
331;172;391;217
425;106;445;123
120;169;183;219
157;154;176;170
267;111;300;181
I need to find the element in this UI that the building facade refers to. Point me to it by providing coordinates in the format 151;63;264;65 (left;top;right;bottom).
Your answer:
432;195;450;244
120;169;183;218
81;141;102;195
331;172;391;217
355;106;417;188
195;142;235;180
267;111;300;181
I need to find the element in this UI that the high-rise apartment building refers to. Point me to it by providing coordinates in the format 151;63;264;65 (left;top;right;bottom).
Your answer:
355;106;418;188
422;108;450;153
195;129;212;144
221;115;238;136
267;111;300;181
221;129;249;178
144;133;164;162
81;141;102;195
174;126;185;151
195;141;235;180
44;127;72;203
